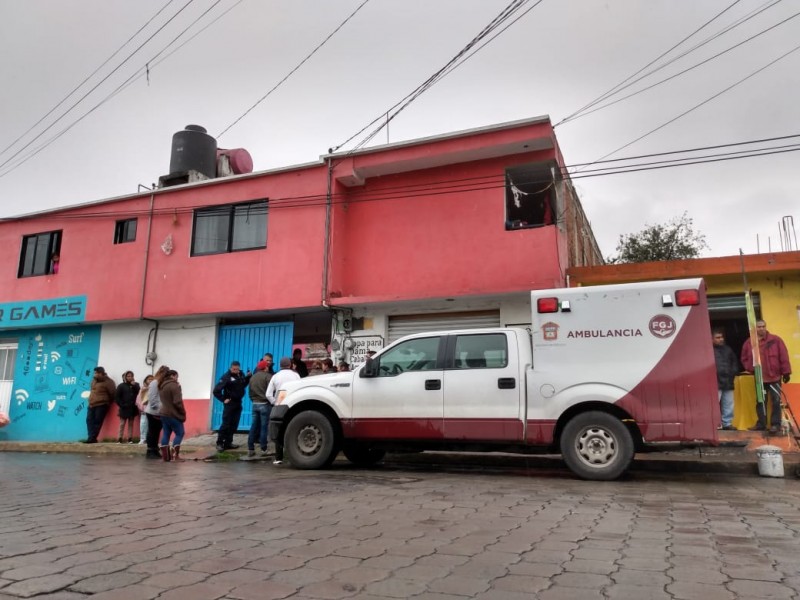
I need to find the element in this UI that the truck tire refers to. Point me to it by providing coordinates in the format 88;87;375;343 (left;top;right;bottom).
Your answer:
284;411;338;469
560;411;634;481
343;443;386;467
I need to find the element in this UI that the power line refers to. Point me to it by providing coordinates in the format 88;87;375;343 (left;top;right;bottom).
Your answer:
578;39;800;169
0;0;199;174
561;4;800;124
216;0;372;140
0;0;236;180
9;133;800;222
332;0;542;154
0;0;178;161
555;0;745;127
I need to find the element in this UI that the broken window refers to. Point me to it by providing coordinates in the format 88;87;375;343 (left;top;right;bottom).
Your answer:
505;163;557;230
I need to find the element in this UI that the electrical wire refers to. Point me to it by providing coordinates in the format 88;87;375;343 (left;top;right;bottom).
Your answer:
0;0;178;161
578;39;800;170
0;0;199;174
561;4;800;124
332;0;542;154
0;0;235;180
556;0;786;127
216;0;372;140
8;134;799;223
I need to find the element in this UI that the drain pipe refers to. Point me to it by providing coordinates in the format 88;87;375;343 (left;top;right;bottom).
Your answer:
321;155;334;309
139;191;160;371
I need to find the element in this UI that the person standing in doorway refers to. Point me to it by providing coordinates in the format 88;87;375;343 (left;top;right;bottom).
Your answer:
213;361;251;452
741;320;792;433
712;329;738;431
267;357;300;465
292;348;309;378
115;371;140;443
85;367;115;443
247;360;273;457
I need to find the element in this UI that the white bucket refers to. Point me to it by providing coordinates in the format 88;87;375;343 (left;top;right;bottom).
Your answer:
755;445;784;478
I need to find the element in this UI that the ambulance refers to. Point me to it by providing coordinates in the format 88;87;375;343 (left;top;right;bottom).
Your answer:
269;278;719;480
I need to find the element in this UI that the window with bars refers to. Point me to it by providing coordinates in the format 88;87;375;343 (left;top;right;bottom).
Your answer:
191;200;268;256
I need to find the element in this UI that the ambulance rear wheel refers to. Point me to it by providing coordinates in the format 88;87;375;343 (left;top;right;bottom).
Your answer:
560;411;634;481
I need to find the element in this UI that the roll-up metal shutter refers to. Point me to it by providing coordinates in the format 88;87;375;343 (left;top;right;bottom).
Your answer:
388;310;501;343
707;293;760;314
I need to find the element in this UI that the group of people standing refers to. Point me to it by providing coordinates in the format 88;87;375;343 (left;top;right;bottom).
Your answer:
713;319;791;433
82;347;351;463
86;366;186;462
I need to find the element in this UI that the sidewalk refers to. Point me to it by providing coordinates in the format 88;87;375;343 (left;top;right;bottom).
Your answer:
2;430;799;476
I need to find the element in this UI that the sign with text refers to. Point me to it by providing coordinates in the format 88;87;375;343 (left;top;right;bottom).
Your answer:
349;335;384;368
0;296;87;329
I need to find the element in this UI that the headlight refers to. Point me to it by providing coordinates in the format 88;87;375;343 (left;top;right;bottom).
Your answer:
276;390;287;405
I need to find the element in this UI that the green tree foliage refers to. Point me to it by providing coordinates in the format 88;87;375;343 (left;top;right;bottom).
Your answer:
608;212;708;264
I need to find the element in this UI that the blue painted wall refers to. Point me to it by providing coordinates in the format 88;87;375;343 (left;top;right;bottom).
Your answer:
1;325;101;442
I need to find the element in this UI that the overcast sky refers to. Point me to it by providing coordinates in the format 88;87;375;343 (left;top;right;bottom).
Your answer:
1;0;799;258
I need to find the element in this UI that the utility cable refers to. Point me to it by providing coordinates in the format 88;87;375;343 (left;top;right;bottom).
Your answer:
0;0;234;180
578;39;800;169
0;0;178;161
11;137;800;222
216;0;371;140
332;0;540;154
0;0;198;173
562;3;798;124
556;0;744;126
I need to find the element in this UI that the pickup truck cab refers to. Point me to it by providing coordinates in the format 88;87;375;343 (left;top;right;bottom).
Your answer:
269;278;719;480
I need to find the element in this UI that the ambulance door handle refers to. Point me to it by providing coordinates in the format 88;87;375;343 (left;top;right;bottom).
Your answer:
425;379;441;391
498;378;516;389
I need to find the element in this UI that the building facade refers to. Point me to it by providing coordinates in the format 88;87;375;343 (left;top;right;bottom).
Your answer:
0;116;601;442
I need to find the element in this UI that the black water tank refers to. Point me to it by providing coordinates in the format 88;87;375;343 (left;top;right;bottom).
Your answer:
169;124;217;179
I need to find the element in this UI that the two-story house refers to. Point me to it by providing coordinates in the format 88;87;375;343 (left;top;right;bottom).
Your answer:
0;116;601;442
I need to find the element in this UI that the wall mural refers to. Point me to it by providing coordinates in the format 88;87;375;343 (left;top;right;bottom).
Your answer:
1;325;101;442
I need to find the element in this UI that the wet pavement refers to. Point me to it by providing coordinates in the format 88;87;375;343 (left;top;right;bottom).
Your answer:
1;452;800;600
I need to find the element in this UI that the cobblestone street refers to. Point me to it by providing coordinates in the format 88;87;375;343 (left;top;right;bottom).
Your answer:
1;452;799;600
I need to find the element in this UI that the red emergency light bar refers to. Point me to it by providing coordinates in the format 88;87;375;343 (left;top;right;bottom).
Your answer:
675;289;700;306
537;297;559;313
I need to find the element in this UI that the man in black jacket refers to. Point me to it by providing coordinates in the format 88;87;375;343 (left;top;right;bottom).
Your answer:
713;329;739;430
213;361;251;451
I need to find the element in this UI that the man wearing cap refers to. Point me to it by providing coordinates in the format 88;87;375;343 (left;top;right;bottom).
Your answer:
85;366;116;443
213;361;251;451
247;360;273;457
266;357;301;464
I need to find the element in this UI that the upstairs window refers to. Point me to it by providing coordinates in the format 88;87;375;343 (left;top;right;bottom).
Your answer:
114;218;137;244
191;200;268;256
505;163;557;230
18;230;62;277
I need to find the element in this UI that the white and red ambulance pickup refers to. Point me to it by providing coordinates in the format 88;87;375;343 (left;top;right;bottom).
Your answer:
269;278;720;480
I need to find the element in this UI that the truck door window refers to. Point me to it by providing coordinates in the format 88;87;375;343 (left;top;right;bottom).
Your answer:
377;337;440;376
454;333;508;369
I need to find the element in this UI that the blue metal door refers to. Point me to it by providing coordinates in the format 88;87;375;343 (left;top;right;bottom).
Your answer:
211;322;294;430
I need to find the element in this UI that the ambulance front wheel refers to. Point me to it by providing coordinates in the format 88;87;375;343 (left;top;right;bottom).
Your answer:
560;411;634;481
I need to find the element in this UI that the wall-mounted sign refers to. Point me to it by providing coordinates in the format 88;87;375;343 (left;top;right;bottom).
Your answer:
349;335;384;368
0;296;86;329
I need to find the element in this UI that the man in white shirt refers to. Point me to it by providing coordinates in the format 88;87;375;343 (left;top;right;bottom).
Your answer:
266;356;301;464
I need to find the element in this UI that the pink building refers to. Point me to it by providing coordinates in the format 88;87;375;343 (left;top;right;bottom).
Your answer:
0;117;601;442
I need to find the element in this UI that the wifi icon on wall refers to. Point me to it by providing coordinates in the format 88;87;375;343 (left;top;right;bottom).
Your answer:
50;351;61;362
15;389;29;405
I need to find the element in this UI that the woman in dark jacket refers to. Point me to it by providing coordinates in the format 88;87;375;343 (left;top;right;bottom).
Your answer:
159;370;187;462
115;371;140;444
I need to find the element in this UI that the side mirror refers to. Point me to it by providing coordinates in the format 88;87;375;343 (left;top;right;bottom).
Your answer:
360;356;379;378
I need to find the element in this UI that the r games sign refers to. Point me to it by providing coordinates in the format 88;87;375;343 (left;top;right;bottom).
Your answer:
0;296;87;329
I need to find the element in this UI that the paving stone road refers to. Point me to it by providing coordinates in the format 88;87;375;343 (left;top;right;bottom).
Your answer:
1;453;799;600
